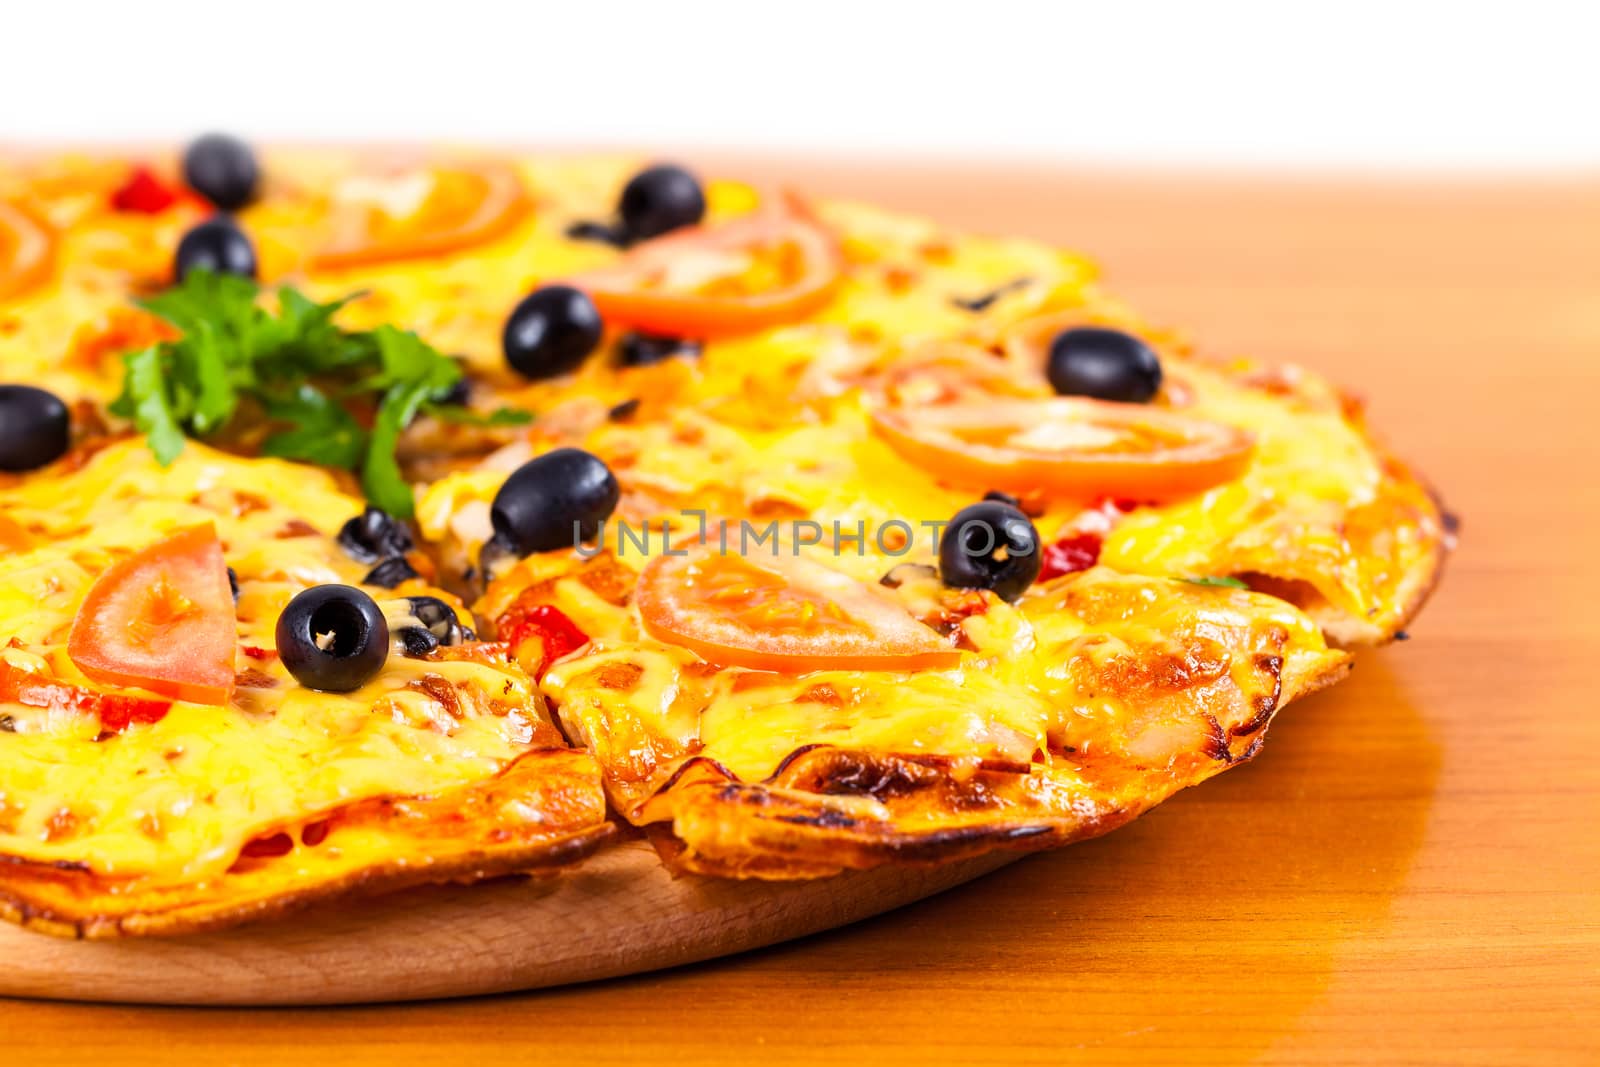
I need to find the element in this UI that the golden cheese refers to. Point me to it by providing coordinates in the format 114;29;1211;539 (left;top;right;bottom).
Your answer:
0;440;553;884
0;149;1447;909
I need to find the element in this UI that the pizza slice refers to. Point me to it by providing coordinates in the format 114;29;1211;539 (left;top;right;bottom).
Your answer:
465;542;1344;877
0;439;609;937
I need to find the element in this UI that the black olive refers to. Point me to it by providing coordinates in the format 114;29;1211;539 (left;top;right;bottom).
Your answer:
363;557;418;589
399;626;440;657
490;447;619;557
982;490;1023;509
565;219;628;247
227;567;240;602
276;585;389;692
182;133;260;212
337;507;415;564
0;384;70;472
1046;327;1162;403
950;276;1031;313
879;562;939;589
607;397;642;422
617;332;701;367
404;595;471;644
938;501;1042;603
503;285;604;380
174;217;257;282
619;164;705;242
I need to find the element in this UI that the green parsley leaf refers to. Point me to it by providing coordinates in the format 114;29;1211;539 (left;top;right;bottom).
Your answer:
114;346;187;465
362;380;436;519
111;269;502;515
1182;576;1250;589
422;403;534;428
259;384;368;470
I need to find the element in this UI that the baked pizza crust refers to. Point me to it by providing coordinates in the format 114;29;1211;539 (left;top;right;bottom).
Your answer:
0;750;612;939
0;149;1450;936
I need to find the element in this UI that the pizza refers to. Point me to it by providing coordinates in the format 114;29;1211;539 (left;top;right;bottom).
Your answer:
0;138;1451;936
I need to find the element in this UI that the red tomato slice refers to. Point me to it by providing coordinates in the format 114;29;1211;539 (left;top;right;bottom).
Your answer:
0;200;53;302
67;524;237;706
872;398;1255;502
0;659;173;732
568;200;842;337
636;544;959;674
313;161;531;269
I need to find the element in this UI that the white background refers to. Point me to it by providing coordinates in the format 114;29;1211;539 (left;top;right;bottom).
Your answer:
6;0;1598;171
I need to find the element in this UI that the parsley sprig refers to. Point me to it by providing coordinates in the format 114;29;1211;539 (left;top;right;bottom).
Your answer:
1183;576;1250;590
109;271;528;518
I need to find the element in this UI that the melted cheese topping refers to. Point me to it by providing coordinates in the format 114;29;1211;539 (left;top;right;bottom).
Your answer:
0;151;1436;889
0;441;542;881
544;567;1340;799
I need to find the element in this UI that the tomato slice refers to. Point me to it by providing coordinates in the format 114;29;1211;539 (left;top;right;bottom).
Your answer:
872;398;1255;502
867;342;1047;406
568;200;842;337
67;524;237;706
0;659;172;732
636;544;958;674
313;161;531;269
0;200;53;302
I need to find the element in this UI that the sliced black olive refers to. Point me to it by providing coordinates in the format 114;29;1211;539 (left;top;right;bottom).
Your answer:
619;164;705;242
381;596;469;652
938;501;1042;603
950;276;1031;313
565;219;628;247
182;133;260;212
0;384;70;472
503;285;604;380
174;217;257;281
227;567;240;602
879;562;939;589
399;626;440;657
1046;326;1162;403
337;507;414;565
617;332;701;367
490;447;619;557
607;397;642;422
276;585;389;692
404;595;472;645
982;490;1023;509
363;557;418;589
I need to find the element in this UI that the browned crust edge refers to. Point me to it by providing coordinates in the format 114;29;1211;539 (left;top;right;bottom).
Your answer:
649;651;1353;880
0;824;615;940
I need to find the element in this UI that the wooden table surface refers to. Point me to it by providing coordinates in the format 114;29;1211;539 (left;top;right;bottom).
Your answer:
8;161;1599;1066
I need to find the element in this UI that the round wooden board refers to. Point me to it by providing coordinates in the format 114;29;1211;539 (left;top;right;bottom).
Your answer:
0;840;1014;1006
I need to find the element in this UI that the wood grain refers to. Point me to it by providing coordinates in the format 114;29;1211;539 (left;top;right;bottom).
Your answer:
6;161;1598;1065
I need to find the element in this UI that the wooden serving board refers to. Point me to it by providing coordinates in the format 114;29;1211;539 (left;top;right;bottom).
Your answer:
0;839;1013;1005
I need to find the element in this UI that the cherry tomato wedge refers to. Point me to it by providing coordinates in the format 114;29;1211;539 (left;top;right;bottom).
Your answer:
0;200;53;302
313;162;531;270
567;200;842;337
871;398;1255;502
110;165;184;214
0;659;172;732
67;524;237;706
636;544;958;674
